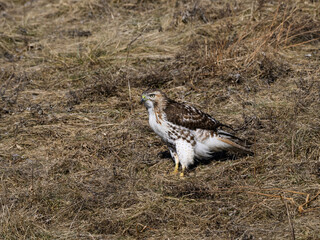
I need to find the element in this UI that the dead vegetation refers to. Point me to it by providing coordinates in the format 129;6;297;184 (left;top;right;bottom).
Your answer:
0;0;320;239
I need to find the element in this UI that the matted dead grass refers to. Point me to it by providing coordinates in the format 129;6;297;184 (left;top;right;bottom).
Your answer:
1;0;320;239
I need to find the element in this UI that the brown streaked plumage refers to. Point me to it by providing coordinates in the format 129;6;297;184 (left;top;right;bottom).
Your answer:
164;99;222;131
141;89;253;177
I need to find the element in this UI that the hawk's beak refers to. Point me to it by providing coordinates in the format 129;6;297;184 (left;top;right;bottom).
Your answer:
140;95;146;104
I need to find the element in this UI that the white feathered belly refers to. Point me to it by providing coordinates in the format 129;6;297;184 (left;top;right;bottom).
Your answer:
148;110;171;143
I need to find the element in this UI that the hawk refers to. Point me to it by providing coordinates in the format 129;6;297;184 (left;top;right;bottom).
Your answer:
141;89;253;177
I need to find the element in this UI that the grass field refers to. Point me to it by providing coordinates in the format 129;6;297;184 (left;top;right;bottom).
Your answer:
1;0;320;239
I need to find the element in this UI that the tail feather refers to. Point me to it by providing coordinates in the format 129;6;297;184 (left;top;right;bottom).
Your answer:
197;129;253;156
216;137;253;155
217;129;253;146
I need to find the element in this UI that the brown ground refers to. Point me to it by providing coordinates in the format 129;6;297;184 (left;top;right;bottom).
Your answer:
1;0;320;239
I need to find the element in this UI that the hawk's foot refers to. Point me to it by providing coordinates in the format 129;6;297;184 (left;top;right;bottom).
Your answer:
170;163;179;175
179;166;186;179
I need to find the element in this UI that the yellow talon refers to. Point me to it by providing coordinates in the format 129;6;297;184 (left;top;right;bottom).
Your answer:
171;163;179;175
180;166;186;178
171;170;178;175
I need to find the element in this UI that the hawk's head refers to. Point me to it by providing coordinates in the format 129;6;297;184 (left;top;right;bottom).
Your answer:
141;89;167;110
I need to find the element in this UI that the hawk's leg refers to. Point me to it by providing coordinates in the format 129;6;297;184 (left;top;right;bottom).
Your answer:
169;148;179;175
180;165;186;178
176;139;195;178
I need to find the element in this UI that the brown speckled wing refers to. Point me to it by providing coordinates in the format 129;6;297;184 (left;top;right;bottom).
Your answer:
164;100;221;130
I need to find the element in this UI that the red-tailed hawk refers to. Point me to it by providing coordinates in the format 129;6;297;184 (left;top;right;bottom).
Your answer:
141;89;253;177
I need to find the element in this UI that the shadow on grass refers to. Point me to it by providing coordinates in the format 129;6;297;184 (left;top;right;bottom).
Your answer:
158;150;250;170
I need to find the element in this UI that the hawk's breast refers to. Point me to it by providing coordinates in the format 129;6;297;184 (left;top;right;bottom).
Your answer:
148;109;170;142
148;108;197;147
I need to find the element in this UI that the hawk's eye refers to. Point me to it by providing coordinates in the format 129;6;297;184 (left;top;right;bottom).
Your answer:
149;94;155;98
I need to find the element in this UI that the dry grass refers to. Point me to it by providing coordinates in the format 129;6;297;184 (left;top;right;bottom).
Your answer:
1;0;320;239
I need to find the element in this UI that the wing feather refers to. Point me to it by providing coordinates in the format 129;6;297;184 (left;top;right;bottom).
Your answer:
164;100;222;130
